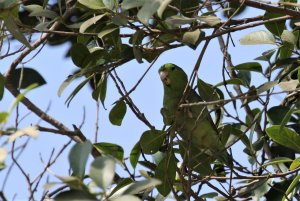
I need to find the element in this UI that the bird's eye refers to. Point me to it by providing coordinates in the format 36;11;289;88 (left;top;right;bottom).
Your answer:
171;66;176;71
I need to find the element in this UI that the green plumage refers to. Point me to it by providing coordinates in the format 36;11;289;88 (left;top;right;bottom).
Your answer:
159;63;228;174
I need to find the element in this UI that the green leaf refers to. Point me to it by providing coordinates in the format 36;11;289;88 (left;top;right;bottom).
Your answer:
215;78;246;87
93;142;124;162
110;195;141;201
165;15;195;27
53;190;97;201
266;125;300;153
197;78;219;102
109;178;133;197
197;15;221;26
9;83;38;114
155;153;176;196
97;24;119;40
0;112;9;124
298;68;300;84
237;70;251;86
256;81;277;94
267;106;290;125
92;74;107;108
89;156;115;189
234;62;262;73
240;30;276;45
283;174;300;201
70;43;91;68
254;49;276;61
278;80;299;91
264;12;285;36
281;30;296;45
290;156;300;170
121;0;144;10
79;14;107;33
109;100;127;126
182;29;203;48
123;179;161;195
68;140;92;179
3;12;31;48
139;130;166;154
130;142;141;169
262;157;293;168
103;0;115;10
132;30;144;63
65;76;93;107
78;0;105;10
10;68;46;89
0;73;4;101
137;1;161;25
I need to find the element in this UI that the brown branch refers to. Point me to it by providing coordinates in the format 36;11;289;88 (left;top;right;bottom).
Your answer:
228;0;300;18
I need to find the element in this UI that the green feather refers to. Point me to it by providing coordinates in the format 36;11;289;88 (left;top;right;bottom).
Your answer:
159;63;230;174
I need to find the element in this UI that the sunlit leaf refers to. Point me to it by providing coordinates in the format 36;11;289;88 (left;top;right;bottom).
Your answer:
89;156;116;189
78;0;105;10
278;80;299;91
266;126;300;153
290;156;300;170
123;179;161;195
240;30;276;45
8;126;39;142
69;141;92;179
80;14;107;33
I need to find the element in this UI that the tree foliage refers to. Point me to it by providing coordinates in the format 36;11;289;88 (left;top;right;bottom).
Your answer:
1;0;300;200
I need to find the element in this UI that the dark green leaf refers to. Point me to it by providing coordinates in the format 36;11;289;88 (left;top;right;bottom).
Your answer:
65;76;93;107
254;49;276;61
284;174;300;200
266;179;293;201
267;106;291;125
92;74;108;108
264;12;285;36
94;142;124;162
138;160;157;171
130;142;141;169
215;78;246;87
0;73;4;101
70;43;91;68
234;62;262;73
155;152;176;196
68;140;92;179
246;108;261;126
10;68;46;89
89;156;115;189
197;78;219;102
3;12;31;48
139;130;166;154
109;100;127;126
266;125;300;152
54;190;97;201
237;70;251;86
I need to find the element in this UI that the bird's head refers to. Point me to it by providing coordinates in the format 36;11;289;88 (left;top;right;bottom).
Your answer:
158;63;188;88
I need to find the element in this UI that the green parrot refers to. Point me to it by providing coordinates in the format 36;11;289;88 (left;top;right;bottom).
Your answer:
159;63;229;174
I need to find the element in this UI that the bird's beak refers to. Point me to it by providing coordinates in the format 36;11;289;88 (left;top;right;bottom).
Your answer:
159;70;170;85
